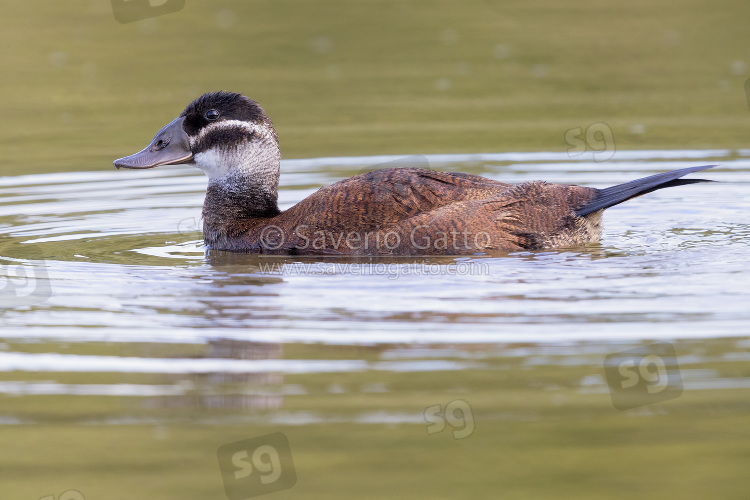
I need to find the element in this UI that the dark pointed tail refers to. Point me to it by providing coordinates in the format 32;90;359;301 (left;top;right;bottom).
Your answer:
575;165;717;217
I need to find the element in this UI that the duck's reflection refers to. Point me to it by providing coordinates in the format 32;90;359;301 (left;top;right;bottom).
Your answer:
142;338;284;412
200;339;283;410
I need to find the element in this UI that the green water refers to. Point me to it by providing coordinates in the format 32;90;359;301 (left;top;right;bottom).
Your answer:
2;153;749;499
2;0;750;175
2;1;750;499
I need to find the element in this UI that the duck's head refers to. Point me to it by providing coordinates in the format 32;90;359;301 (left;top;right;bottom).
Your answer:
114;91;280;189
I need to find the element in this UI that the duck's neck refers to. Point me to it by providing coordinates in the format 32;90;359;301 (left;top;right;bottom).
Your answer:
199;148;282;247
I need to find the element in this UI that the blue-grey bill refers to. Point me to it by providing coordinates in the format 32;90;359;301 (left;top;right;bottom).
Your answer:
114;117;193;169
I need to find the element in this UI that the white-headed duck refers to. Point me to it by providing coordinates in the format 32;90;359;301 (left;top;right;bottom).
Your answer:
115;91;715;255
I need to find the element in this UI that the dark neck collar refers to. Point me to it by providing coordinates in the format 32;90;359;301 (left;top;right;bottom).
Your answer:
202;178;281;247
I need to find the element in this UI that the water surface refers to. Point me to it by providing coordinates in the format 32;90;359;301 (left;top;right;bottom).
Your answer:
1;151;749;499
2;150;748;344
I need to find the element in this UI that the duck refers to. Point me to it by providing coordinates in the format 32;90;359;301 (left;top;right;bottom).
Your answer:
114;91;715;255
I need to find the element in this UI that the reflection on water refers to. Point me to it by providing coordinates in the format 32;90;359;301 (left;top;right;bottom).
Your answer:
146;339;285;411
1;152;750;498
1;150;750;353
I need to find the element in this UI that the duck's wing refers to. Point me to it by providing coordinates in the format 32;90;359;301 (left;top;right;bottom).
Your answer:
358;166;717;254
268;171;597;255
352;180;600;254
251;165;716;255
280;167;512;231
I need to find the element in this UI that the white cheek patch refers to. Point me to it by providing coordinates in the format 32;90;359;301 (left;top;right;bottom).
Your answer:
188;120;280;184
193;141;277;182
193;149;234;180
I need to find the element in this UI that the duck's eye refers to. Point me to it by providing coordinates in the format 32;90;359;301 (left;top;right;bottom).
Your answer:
205;109;220;120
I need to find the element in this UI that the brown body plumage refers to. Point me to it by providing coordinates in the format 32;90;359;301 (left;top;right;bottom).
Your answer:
203;167;601;255
114;91;715;255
